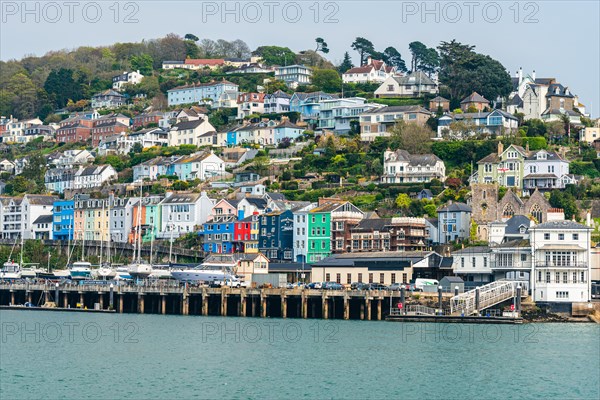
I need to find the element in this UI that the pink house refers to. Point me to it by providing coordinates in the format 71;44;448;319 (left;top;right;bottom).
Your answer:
207;199;240;221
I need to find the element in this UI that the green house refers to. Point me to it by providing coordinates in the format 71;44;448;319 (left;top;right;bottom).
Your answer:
306;206;332;263
477;143;526;189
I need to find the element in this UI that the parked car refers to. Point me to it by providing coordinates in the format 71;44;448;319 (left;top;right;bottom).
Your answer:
322;282;343;290
305;282;322;289
351;282;370;290
389;283;407;291
366;283;388;291
286;282;303;289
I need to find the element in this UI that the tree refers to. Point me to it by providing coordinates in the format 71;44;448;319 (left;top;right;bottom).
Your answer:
252;46;296;66
44;68;83;109
437;40;512;101
382;47;407;72
389;121;434;153
351;37;375;65
315;37;329;54
549;190;578;221
395;193;411;209
311;69;342;93
184;40;201;59
130;54;153;76
408;41;428;71
424;203;437;218
172;180;189;191
184;33;199;42
338;51;354;73
547;121;566;142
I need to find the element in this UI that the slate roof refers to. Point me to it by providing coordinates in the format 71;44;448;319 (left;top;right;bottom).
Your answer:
546;83;574;98
392;71;436;86
162;193;201;204
531;220;591;230
25;195;57;205
504;215;531;235
452;246;491;255
430;96;449;103
460;92;489;104
172;119;205;130
438;202;471;213
244;197;268;209
385;149;442;166
33;214;53;224
509;94;523;106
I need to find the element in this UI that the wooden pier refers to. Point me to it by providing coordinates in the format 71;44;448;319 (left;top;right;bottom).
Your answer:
0;283;433;320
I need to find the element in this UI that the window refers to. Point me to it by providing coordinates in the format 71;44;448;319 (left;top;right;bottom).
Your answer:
520;254;527;262
336;273;341;284
391;273;396;284
558;233;564;240
573;272;577;284
347;274;352;284
546;272;551;283
325;273;330;282
573;233;579;240
556;291;569;299
379;273;385;284
555;272;560;283
544;233;550;240
402;273;408;284
484;257;488;268
368;273;373;283
563;272;568;283
581;271;585;282
358;273;363;283
472;257;476;268
461;257;465;268
538;271;542;282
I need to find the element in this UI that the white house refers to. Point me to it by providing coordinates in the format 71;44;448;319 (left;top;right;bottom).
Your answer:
530;220;592;303
274;65;312;88
112;70;144;91
522;149;571;195
374;71;437;98
382;149;446;183
167;80;239;107
20;195;57;240
452;246;493;286
73;165;118;190
342;57;396;84
51;150;95;169
168;118;216;147
263;90;291;114
158;192;214;239
237;92;265;120
435;202;472;244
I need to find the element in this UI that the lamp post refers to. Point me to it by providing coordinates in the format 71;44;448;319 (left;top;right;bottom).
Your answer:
55;283;59;308
109;283;114;310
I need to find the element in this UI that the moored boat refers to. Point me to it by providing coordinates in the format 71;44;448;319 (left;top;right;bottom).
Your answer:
69;261;92;280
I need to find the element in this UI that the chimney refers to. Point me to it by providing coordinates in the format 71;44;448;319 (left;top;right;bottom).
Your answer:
532;70;536;81
497;141;504;155
587;211;591;227
518;67;523;84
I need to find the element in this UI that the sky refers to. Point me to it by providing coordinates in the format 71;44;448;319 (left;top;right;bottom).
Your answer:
1;0;599;117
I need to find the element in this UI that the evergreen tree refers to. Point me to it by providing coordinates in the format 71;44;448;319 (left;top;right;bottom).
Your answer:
338;52;354;73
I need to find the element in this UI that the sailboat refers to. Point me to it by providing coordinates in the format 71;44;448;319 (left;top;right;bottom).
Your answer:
1;234;22;279
149;225;172;279
128;186;152;280
95;201;116;280
69;228;92;280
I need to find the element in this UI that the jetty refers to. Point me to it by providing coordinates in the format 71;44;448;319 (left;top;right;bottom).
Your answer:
0;281;526;321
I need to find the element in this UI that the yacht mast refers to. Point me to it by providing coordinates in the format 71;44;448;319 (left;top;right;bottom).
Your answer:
136;185;143;263
107;196;111;265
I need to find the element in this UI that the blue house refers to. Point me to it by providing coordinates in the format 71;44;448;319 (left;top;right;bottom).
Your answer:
259;210;294;261
200;215;236;253
52;200;74;241
289;92;337;124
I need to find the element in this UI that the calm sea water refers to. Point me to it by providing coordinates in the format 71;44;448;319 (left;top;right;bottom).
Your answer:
0;310;598;399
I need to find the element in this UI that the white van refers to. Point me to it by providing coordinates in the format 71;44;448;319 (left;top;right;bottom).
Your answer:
414;279;439;292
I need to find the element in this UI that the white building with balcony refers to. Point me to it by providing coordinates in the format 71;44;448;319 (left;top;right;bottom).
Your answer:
530;220;592;303
382;149;446;184
274;65;312;89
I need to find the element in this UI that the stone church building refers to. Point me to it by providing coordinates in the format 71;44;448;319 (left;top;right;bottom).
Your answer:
470;183;557;240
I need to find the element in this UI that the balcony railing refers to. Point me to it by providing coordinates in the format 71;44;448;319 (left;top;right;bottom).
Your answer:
534;262;588;269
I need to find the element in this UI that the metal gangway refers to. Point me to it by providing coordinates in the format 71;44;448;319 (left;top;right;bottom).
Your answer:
450;280;526;316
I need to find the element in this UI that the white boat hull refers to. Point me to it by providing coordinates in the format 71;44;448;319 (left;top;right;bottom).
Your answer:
128;264;152;279
171;269;234;283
